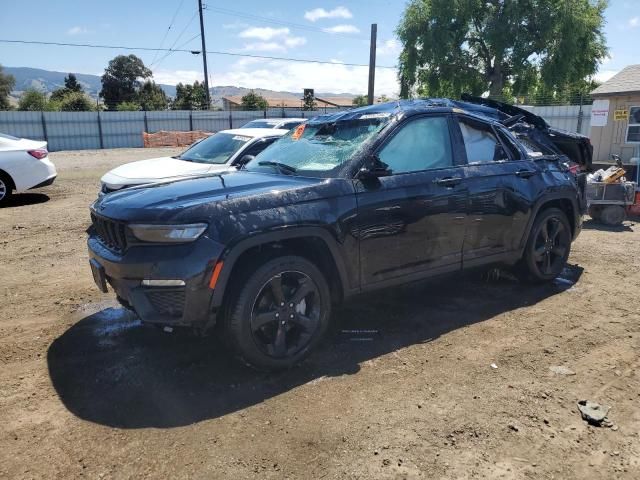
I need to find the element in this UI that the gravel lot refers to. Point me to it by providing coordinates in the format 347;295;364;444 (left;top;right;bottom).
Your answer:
1;148;639;479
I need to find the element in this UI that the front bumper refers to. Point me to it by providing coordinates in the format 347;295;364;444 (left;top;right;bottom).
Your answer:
87;235;224;328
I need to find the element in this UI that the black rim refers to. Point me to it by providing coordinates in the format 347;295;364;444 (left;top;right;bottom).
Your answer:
533;216;569;275
251;271;321;358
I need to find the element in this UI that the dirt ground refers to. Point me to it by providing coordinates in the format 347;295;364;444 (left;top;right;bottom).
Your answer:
1;148;638;479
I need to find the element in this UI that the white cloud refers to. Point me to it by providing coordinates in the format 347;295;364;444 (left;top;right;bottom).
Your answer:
211;58;399;96
153;60;399;97
304;6;352;22
239;26;290;41
239;26;306;52
594;69;618;83
377;39;401;56
629;17;640;28
152;70;203;85
67;26;89;35
284;36;307;47
323;24;360;34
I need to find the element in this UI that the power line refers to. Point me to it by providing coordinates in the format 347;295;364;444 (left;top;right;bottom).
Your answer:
0;39;398;69
150;11;199;68
205;6;368;39
150;0;187;65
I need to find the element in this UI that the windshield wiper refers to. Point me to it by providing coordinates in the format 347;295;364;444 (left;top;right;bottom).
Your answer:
258;161;297;175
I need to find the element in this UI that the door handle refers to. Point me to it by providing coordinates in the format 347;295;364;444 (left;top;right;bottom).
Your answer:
515;169;536;179
434;176;462;187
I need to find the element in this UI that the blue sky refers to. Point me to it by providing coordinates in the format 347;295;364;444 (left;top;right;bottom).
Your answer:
1;0;638;96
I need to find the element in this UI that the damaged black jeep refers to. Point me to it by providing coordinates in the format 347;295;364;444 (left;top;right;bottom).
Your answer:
87;97;589;370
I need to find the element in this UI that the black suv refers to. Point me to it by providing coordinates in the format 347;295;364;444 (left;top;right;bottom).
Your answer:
87;98;589;370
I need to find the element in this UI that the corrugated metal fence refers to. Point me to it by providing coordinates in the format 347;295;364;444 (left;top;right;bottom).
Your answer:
0;105;592;151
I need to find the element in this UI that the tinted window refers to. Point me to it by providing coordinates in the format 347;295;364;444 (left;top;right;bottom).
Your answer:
178;132;251;164
378;116;453;174
459;118;509;163
242;137;277;157
242;120;276;129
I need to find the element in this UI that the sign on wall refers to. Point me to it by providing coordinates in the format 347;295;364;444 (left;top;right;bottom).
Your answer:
590;99;610;127
614;109;629;121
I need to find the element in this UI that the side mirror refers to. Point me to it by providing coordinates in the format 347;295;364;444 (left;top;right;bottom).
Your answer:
237;155;255;168
356;155;391;180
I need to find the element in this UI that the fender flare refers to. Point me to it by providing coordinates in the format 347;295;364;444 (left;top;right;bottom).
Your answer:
519;192;580;250
210;226;354;308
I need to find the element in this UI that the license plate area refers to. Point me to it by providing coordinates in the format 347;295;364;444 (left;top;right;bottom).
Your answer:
90;259;108;293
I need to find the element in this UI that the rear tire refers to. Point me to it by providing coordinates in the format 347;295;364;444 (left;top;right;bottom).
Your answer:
224;255;332;371
518;208;572;283
599;205;626;226
0;173;13;206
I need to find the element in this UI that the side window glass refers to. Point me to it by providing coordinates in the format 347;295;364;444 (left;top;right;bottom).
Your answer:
459;118;509;163
378;116;453;174
245;138;275;157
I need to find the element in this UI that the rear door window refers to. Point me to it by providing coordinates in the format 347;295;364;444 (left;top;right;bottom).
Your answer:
458;117;510;163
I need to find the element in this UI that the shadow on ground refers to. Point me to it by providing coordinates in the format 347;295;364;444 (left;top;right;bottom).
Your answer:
1;193;50;208
582;218;634;233
48;265;583;429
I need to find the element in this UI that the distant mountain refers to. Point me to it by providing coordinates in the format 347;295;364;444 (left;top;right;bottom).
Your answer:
4;66;176;98
4;66;358;107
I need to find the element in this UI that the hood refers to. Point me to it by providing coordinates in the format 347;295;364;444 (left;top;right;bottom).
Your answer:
101;157;216;187
93;170;329;223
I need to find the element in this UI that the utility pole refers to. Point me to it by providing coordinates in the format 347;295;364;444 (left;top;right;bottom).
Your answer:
367;23;377;105
198;0;211;108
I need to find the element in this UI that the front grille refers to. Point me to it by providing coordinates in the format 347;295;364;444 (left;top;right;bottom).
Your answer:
91;213;127;252
145;289;185;317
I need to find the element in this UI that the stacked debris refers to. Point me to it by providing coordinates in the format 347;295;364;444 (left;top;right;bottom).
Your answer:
142;130;212;148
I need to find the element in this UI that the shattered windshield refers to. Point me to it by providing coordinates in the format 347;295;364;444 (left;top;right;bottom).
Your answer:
178;133;251;164
245;115;391;176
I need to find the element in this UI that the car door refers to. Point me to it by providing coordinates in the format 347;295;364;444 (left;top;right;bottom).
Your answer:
453;115;538;264
354;114;468;287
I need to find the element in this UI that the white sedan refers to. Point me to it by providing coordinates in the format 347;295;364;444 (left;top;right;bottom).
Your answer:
100;128;287;194
0;133;57;205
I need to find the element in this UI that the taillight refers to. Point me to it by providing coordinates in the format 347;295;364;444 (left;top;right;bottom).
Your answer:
28;149;48;160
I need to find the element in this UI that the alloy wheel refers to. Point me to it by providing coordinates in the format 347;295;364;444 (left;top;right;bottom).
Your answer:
0;178;6;202
250;271;321;358
533;216;569;275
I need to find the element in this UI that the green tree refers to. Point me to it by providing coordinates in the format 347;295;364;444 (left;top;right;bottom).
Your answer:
397;0;608;99
64;73;82;93
0;64;15;110
302;90;316;111
100;55;151;110
172;81;209;110
352;95;368;107
51;73;85;101
137;80;168;110
116;101;141;111
18;89;48;111
59;91;95;111
241;90;268;110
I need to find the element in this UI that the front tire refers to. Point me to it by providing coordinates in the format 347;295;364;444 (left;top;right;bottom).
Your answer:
224;255;332;370
0;174;13;206
518;208;572;283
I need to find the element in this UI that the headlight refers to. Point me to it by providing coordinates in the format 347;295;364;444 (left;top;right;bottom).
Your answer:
129;223;208;243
